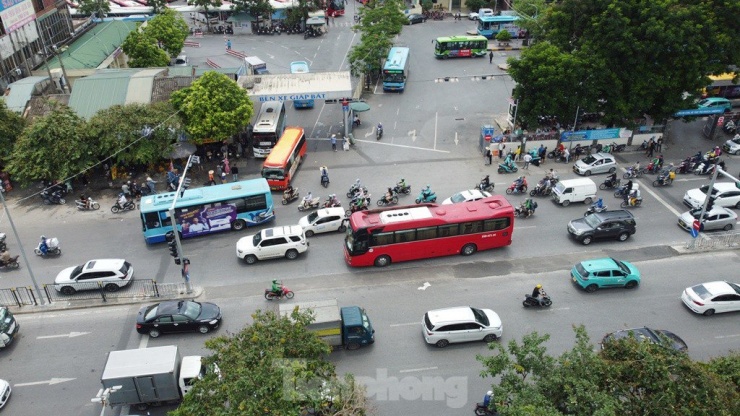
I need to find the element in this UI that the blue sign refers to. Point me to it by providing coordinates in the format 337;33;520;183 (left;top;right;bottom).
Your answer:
674;108;725;117
561;128;621;142
690;227;698;238
0;0;26;13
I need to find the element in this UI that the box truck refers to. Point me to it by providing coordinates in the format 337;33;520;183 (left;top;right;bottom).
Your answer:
277;299;375;350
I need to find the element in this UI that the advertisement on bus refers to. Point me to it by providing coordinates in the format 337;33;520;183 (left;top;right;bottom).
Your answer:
177;204;237;238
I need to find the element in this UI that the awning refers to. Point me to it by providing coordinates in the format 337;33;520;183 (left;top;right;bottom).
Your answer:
227;13;257;23
306;17;326;26
350;102;371;112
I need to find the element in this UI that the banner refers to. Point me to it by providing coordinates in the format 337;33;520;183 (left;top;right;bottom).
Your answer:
0;0;36;33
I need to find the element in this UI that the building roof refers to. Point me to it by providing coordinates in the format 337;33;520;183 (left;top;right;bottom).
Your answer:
1;76;50;113
68;68;165;119
46;20;138;71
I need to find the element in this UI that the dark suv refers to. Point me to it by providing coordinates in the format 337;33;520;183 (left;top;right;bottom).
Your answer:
567;210;636;245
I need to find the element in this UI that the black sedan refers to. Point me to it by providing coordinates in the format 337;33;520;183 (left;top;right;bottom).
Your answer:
600;327;688;352
136;300;222;338
406;13;427;25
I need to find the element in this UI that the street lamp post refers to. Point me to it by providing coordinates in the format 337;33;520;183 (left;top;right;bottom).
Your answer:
168;154;197;294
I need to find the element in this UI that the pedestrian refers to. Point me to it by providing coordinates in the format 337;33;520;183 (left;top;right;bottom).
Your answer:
231;164;239;182
331;14;335;25
498;141;506;160
216;164;223;184
223;157;230;174
221;170;227;183
515;145;522;161
523;152;532;170
489;50;493;64
226;39;231;50
539;146;547;164
485;148;492;165
714;145;722;157
207;170;216;186
325;14;329;25
331;134;337;151
656;137;663;152
647;141;655;158
564;147;570;163
343;136;350;151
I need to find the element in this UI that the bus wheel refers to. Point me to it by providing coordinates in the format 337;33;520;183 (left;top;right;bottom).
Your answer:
460;243;477;256
231;220;246;231
374;255;391;267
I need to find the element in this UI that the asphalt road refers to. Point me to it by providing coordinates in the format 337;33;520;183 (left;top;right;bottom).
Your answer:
1;13;739;416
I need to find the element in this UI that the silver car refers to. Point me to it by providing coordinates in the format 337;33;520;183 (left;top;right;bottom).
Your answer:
678;207;737;232
573;153;617;176
422;306;502;348
723;136;740;155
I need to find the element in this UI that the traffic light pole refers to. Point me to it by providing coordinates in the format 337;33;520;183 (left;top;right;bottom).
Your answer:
168;154;196;294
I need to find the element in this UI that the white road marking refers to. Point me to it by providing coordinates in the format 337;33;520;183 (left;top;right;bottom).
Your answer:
399;367;438;373
515;225;537;229
138;334;149;349
351;139;450;153
434;112;438;150
389;322;419;327
15;378;76;387
715;333;740;339
535;307;570;312
37;331;91;339
417;282;431;290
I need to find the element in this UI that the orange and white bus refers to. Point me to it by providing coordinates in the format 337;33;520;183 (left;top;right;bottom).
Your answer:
261;127;308;191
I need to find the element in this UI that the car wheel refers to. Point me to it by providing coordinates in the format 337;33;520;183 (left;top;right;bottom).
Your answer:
702;309;715;316
562;200;570;206
104;283;120;292
584;197;592;205
285;249;299;260
584;170;592;176
609;167;616;173
585;284;598;293
244;255;257;264
305;230;314;237
345;342;360;350
198;325;210;334
624;280;638;289
735;150;740;156
149;329;161;338
374;255;391;267
60;286;76;295
723;224;733;231
435;339;449;348
581;236;592;245
460;243;477;256
483;334;497;343
618;232;630;241
231;220;246;231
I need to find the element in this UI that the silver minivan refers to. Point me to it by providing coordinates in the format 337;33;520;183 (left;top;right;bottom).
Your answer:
422;306;502;348
573;152;617;176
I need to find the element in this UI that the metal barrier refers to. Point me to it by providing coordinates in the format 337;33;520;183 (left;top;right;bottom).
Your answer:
0;287;37;307
686;231;740;250
1;280;187;306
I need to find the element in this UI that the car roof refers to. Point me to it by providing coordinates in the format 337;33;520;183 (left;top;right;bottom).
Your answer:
698;281;738;296
592;153;615;160
593;209;634;221
84;259;126;271
709;182;739;193
262;225;303;237
315;207;345;217
156;300;192;315
426;306;475;326
458;189;488;198
579;258;619;270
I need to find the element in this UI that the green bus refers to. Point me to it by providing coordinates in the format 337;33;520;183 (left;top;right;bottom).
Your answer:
434;35;489;59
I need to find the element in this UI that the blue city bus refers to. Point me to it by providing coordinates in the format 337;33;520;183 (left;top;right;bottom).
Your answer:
477;15;522;39
382;47;410;92
139;179;275;244
290;61;314;109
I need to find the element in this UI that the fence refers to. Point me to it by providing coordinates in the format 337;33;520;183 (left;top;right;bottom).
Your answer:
0;280;189;307
686;231;740;250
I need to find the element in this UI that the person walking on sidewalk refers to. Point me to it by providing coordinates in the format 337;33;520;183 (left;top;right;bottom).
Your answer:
523;152;532;170
331;134;337;152
231;164;239;182
489;50;493;64
226;39;231;50
498;141;506;160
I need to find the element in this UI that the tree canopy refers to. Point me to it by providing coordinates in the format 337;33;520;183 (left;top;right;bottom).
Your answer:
169;308;370;415
170;71;254;144
508;0;740;128
0;100;26;166
121;10;189;67
76;0;111;18
348;0;407;78
121;30;170;68
477;326;740;415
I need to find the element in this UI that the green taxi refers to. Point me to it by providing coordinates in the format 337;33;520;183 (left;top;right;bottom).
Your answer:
571;258;641;293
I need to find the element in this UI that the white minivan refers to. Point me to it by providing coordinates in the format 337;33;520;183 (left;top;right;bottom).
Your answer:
236;225;308;264
552;178;597;206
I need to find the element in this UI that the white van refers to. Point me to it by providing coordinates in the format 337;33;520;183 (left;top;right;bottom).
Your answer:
552;178;597;206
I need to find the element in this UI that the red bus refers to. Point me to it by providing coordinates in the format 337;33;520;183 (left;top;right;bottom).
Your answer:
326;0;345;16
344;196;514;267
260;127;307;191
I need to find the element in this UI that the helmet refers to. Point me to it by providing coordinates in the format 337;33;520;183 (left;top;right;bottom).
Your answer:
487;391;493;396
485;175;489;179
40;235;46;240
536;284;542;289
669;163;674;167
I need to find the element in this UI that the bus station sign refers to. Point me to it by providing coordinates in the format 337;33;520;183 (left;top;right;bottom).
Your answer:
674;107;725;117
561;128;622;142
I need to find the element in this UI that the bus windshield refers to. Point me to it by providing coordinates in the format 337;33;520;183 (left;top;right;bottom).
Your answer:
252;102;287;158
382;47;410;92
261;167;285;180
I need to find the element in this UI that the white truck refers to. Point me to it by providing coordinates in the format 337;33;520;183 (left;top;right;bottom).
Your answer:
245;56;269;75
98;345;211;410
276;299;375;350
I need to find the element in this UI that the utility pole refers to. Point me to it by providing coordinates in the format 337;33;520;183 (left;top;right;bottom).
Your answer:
688;165;740;248
167;154;197;294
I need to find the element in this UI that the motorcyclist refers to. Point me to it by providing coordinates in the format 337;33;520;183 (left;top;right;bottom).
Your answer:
384;187;394;203
532;284;545;306
0;249;11;265
546;169;558;181
377;122;383;137
302;191;313;207
39;235;48;255
329;194;340;206
606;172;617;187
320;166;329;185
79;194;90;209
523;198;535;217
629;161;641;176
594;197;604;209
353;114;361;126
480;175;490;191
271;279;282;296
628;188;641;206
117;193;128;208
514;176;526;193
422;185;433;200
624;179;633;197
396;178;407;193
284;185;296;199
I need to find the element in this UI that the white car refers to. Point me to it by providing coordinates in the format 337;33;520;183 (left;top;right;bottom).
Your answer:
677;207;737;232
0;379;10;409
422;306;502;348
442;189;492;205
681;281;740;316
236;225;308;264
298;207;347;237
478;8;494;18
683;182;740;210
54;259;134;295
468;12;479;20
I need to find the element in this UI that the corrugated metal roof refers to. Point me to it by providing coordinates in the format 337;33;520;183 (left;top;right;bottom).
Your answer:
68;69;164;119
46;21;138;71
1;76;50;113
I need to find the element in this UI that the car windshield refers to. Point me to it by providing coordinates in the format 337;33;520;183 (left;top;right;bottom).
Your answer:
611;258;629;274
71;265;84;278
144;305;159;320
180;301;201;320
252;233;263;246
307;211;319;223
471;307;490;326
698;185;720;196
691;284;713;300
583;215;601;228
581;155;597;164
450;193;467;203
119;261;131;275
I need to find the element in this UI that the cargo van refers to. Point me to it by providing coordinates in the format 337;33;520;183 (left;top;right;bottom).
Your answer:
552;178;597;206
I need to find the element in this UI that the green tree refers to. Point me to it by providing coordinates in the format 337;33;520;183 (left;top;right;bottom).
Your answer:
231;0;274;21
465;0;485;14
144;9;189;58
7;101;92;184
477;326;740;415
170;72;254;144
169;308;370;416
0;100;26;165
76;0;110;18
121;30;170;68
148;0;168;14
495;29;512;43
189;0;223;33
86;102;180;166
348;0;407;78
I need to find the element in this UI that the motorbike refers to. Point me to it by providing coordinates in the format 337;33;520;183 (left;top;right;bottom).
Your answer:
529;181;552;197
505;179;528;195
620;196;643;208
282;188;300;205
298;196;321;212
723;120;737;134
477;183;495;193
41;190;65;205
34;237;61;256
323;197;342;208
613;183;638;198
599;177;620;190
652;171;675;187
415;189;437;204
641;161;662;175
547;148;565;159
523;293;552;307
376;124;383;140
393;183;412;195
676;158;692;174
474;402;499;416
497;163;518;174
346;198;371;216
321;172;330;188
346;182;365;198
75;197;100;211
694;160;720;175
0;255;20;269
264;283;294;301
514;201;537;218
585;200;608;216
622;167;643;179
377;192;399;207
111;199;136;213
